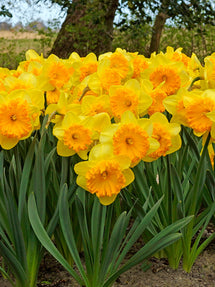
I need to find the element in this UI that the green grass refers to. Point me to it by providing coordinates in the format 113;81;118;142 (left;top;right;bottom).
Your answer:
0;33;56;69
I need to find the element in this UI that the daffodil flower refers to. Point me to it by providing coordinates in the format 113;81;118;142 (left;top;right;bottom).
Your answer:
109;79;152;119
74;143;134;205
143;112;181;161
53;112;110;159
0;89;44;149
100;110;159;167
183;89;215;136
142;54;190;96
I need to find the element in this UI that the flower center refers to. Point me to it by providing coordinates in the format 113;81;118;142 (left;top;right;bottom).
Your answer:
148;89;167;115
10;114;17;121
101;170;108;179
132;56;149;79
125;100;132;107
126;137;133;145
80;62;98;81
101;68;121;91
72;133;79;140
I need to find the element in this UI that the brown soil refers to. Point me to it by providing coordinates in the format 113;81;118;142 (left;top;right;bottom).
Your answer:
1;242;215;287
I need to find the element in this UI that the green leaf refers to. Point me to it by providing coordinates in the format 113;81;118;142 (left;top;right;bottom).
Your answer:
2;175;27;271
114;197;163;270
171;165;185;217
0;240;27;285
18;137;36;220
28;193;84;286
99;207;132;282
104;233;182;287
59;184;89;285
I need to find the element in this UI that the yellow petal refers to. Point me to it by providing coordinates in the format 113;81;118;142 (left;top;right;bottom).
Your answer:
89;143;113;161
0;135;19;150
76;175;87;190
78;150;89;160
125;79;140;91
98;194;117;205
121;110;138;124
122;168;135;187
148;138;160;154
150;112;168;125
74;161;91;176
57;140;75;157
91;112;111;133
100;124;118;143
167;135;182;154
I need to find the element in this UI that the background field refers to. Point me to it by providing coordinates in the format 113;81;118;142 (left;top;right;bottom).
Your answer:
0;24;214;69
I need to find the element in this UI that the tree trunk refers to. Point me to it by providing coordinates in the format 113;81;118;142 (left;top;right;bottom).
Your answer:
50;0;119;58
148;11;169;56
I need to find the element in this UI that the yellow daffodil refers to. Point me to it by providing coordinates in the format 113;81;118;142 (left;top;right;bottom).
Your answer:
100;111;159;167
17;49;44;76
89;48;133;94
91;59;122;93
142;54;190;96
37;54;74;91
109;79;152;119
72;53;98;83
200;52;215;89
53;112;110;159
81;94;112;117
3;72;38;93
45;92;82;125
183;89;215;136
131;54;150;79
163;87;190;127
143;112;181;161
165;46;191;68
140;79;167;115
74;143;134;205
0;89;44;149
99;48;133;80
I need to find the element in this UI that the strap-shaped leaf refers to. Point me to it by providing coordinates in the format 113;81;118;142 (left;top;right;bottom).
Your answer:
28;192;84;286
59;184;89;285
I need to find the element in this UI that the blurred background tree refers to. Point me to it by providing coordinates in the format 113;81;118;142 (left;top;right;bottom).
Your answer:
1;0;215;58
44;0;215;57
0;5;12;17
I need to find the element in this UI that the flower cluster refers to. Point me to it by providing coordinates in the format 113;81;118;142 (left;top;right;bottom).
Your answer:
0;47;214;204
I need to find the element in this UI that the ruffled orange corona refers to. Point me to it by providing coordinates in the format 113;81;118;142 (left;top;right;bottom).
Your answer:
144;113;181;161
183;89;215;136
86;160;126;197
0;89;44;149
0;98;32;139
100;111;159;166
149;66;181;96
74;143;134;205
113;124;150;165
63;124;92;152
